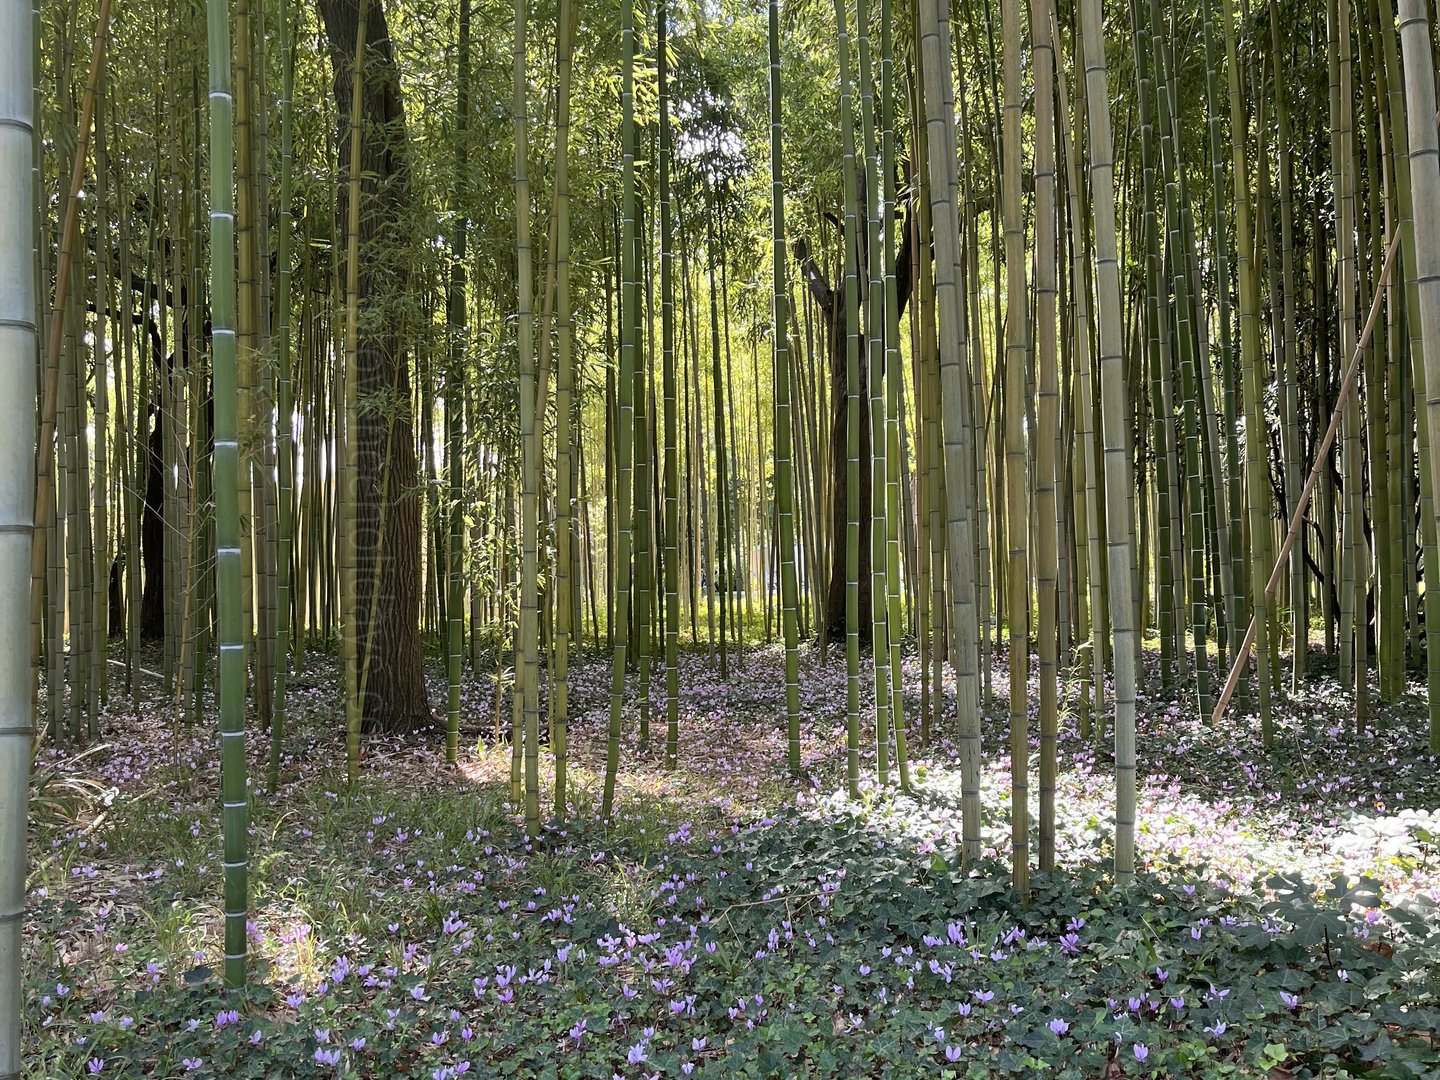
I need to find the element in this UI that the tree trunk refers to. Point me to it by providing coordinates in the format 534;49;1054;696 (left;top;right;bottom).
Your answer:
319;0;430;734
794;216;911;643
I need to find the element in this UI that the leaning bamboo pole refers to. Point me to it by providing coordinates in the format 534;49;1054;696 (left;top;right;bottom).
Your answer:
1212;230;1401;726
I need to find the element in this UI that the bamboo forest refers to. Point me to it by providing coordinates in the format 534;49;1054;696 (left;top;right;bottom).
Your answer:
14;0;1440;1072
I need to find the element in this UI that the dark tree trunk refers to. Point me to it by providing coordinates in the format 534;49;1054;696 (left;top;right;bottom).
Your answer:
320;0;432;733
109;557;125;638
794;202;913;644
140;407;165;639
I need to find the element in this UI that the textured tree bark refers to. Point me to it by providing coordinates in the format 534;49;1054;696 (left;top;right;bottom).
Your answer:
141;322;179;641
794;214;911;642
320;0;431;733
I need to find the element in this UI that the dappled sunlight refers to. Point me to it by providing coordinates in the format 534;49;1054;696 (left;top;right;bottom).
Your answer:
26;642;1440;1076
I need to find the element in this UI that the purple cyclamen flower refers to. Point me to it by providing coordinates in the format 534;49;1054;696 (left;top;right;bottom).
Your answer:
87;1060;104;1075
627;1043;648;1065
182;1060;202;1072
315;1047;342;1066
945;1046;963;1062
1133;1044;1149;1063
1048;1018;1069;1036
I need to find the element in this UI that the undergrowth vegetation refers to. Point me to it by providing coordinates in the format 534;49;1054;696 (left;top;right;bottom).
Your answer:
25;644;1440;1078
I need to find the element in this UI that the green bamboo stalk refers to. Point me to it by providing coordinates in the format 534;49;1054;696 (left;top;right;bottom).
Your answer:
1355;12;1382;724
1033;0;1060;873
918;0;981;855
1271;2;1306;690
1001;0;1030;897
0;0;36;1052
1332;0;1360;701
444;0;471;768
513;0;539;834
834;0;863;801
554;0;575;807
268;0;296;792
634;188;655;744
233;0;255;681
855;0;893;786
1129;0;1176;690
601;0;638;819
92;69;109;715
1219;0;1273;735
341;0;369;789
1369;0;1403;704
1398;0;1440;749
705;193;729;679
63;257;86;743
1198;0;1244;669
879;0;908;789
205;0;248;988
768;0;802;778
1392;0;1440;748
1077;0;1139;885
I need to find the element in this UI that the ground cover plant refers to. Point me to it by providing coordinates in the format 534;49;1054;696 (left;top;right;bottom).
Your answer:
25;645;1440;1078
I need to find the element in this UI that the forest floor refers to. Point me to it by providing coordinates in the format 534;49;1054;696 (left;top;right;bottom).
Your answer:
23;639;1440;1078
